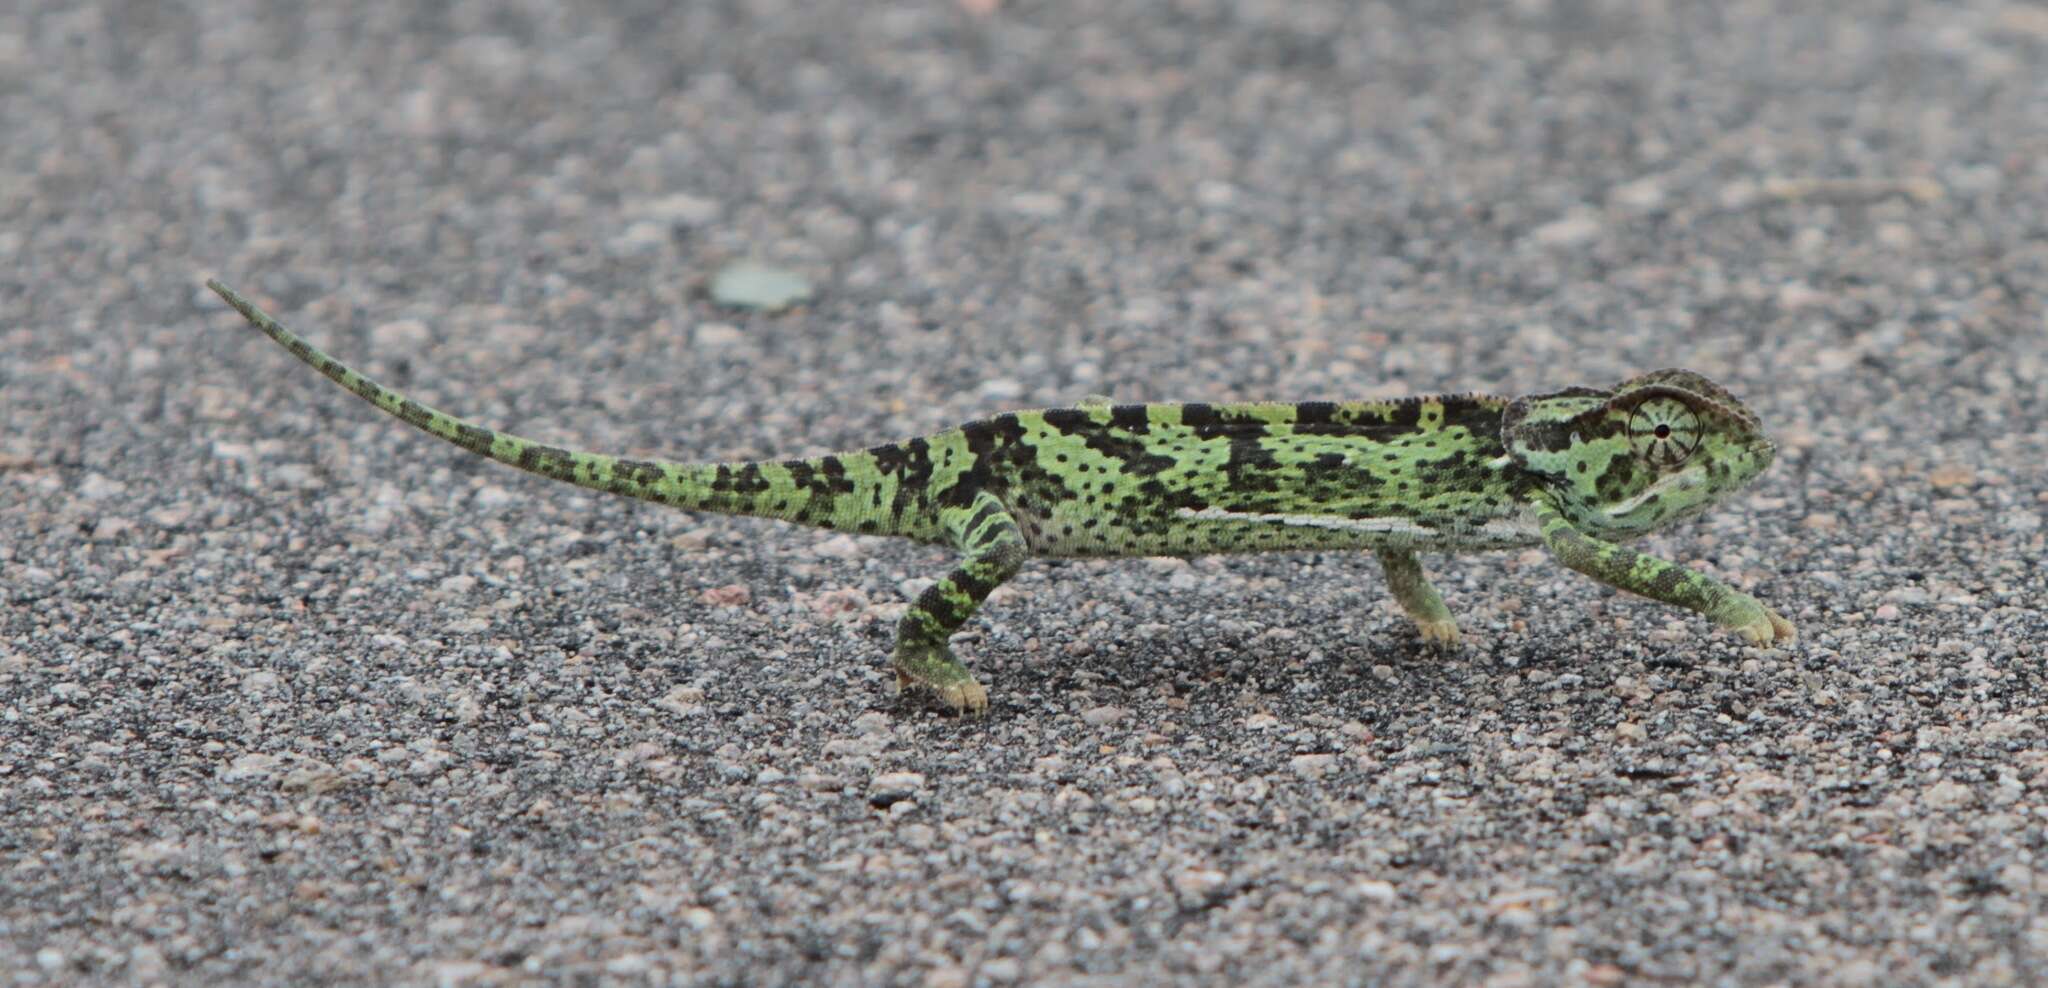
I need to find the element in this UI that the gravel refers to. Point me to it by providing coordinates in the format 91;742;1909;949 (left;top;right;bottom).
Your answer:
3;1;2046;985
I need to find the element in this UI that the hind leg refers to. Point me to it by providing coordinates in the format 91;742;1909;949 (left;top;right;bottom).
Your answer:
1377;549;1460;646
891;491;1028;713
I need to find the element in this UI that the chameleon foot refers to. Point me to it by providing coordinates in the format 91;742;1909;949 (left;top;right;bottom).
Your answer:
1733;607;1797;646
892;644;990;714
1414;617;1462;647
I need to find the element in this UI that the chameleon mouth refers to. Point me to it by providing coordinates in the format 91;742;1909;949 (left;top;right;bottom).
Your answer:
1739;437;1778;481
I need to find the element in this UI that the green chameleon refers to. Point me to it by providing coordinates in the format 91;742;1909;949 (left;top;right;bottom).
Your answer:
207;279;1796;713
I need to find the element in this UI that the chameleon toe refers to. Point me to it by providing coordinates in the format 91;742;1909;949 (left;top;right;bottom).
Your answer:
891;644;989;714
1416;619;1462;646
1766;609;1798;643
939;680;990;715
1733;614;1791;646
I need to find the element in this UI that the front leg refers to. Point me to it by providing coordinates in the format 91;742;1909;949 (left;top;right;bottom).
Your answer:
1529;497;1795;645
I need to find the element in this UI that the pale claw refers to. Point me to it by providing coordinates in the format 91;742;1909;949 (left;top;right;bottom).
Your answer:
1766;608;1798;643
894;667;990;715
1734;607;1797;646
939;679;989;715
1416;618;1461;647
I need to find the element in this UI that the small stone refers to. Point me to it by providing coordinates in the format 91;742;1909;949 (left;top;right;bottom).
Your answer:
642;193;723;226
90;516;134;540
77;473;126;501
699;584;750;607
1585;964;1628;987
282;762;344;794
1195;180;1238;208
1609;176;1666;211
977;378;1025;401
797;773;846;792
656;686;706;716
924;966;972;988
869;771;926;807
1927;465;1975;488
805;587;869;619
710;260;813;312
1080;705;1127;726
693;322;744;346
1007;191;1063;217
1777;281;1831;310
224;752;280;781
1290;753;1336;778
1922;779;1975;809
1530;211;1600;247
1873;604;1901;621
472;485;518;509
814;534;864;559
370;318;431;352
1172;868;1227;902
607;221;670;255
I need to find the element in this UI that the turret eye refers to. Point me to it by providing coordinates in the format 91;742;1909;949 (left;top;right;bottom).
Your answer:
1627;398;1700;466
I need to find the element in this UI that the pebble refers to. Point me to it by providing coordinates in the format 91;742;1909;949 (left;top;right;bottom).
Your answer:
370;319;431;352
868;772;926;807
709;261;814;313
1080;705;1127;726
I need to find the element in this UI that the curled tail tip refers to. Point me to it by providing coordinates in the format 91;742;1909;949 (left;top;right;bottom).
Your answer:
205;278;263;322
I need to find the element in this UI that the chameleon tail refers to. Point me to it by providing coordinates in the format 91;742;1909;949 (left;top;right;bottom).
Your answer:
206;280;930;538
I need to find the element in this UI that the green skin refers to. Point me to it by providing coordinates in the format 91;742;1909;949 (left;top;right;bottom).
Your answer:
208;280;1796;713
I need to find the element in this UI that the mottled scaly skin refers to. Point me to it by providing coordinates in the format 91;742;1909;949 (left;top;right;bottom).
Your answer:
208;280;1796;713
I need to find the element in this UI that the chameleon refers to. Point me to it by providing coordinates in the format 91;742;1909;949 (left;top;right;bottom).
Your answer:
206;279;1796;713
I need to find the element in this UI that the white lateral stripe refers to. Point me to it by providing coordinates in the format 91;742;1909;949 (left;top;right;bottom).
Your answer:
1174;506;1536;542
1176;505;1421;534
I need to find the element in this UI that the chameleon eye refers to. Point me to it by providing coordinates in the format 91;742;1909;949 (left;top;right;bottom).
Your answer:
1626;397;1701;467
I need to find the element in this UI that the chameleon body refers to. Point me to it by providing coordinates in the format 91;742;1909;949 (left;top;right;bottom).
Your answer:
207;280;1796;713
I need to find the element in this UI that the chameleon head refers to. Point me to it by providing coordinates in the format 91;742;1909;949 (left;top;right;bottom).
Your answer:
1502;369;1776;537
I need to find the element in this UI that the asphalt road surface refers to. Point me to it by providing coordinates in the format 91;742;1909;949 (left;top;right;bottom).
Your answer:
4;2;2046;984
